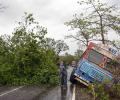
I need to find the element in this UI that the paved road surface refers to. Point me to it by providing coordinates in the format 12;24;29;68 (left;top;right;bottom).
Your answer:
35;67;74;100
0;67;75;100
0;86;46;100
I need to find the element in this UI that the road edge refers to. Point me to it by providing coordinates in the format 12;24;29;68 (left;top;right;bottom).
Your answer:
72;85;76;100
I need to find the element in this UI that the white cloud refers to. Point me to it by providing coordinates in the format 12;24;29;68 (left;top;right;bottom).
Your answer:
0;0;119;54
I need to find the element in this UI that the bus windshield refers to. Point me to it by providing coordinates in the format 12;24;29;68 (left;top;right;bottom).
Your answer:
88;49;105;66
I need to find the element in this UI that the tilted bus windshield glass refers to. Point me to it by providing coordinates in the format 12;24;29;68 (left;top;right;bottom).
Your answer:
88;49;104;65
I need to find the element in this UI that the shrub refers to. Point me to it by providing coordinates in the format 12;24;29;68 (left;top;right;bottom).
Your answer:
0;13;61;86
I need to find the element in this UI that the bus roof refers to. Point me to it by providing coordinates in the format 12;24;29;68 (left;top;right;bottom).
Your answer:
88;42;119;62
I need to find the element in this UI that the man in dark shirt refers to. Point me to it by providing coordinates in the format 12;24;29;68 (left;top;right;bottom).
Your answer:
59;61;67;87
70;61;77;84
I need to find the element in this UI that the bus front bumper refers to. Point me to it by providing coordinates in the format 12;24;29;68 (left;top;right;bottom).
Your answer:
74;73;90;86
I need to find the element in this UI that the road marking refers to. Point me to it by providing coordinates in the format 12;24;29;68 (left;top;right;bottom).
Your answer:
72;85;76;100
0;86;24;97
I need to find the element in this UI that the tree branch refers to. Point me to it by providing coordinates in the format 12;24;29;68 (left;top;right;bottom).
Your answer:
65;35;87;46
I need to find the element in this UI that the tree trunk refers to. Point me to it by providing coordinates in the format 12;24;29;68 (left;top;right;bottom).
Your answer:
100;16;105;44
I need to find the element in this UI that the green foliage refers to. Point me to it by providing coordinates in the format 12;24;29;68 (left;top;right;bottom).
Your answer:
59;53;75;65
74;49;83;61
88;84;109;100
45;38;69;55
88;83;120;100
112;40;120;51
0;13;68;86
65;0;120;45
109;84;120;98
95;84;109;100
108;60;118;66
59;50;83;66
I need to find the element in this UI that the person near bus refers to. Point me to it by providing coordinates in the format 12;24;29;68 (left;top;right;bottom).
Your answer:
59;61;67;87
70;61;77;84
71;61;77;68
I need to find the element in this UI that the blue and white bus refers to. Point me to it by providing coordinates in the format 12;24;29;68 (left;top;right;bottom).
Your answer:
70;42;118;86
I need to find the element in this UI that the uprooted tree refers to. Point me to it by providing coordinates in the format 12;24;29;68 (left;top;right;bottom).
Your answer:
65;0;120;46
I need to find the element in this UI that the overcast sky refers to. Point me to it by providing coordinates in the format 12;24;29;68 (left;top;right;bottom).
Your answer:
0;0;120;54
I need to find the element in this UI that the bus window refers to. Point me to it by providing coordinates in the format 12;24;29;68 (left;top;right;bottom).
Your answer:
88;49;106;67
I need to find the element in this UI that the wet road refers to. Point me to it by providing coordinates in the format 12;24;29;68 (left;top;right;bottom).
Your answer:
0;86;46;100
35;67;74;100
0;67;74;100
36;85;74;100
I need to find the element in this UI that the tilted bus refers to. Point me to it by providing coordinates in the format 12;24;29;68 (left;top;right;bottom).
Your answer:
70;42;119;86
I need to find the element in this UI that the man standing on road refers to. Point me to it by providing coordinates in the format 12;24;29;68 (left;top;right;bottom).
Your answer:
70;61;77;84
59;61;67;88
